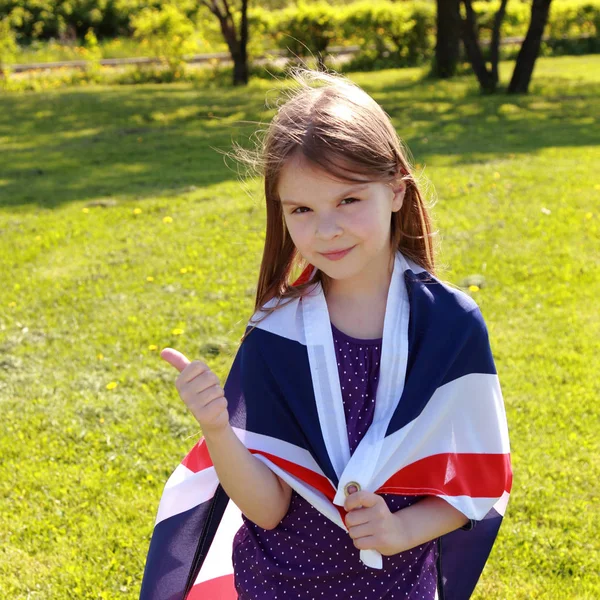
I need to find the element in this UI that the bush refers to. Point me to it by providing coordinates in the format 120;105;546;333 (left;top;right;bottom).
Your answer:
130;3;197;75
275;2;339;65
339;1;435;68
0;17;17;76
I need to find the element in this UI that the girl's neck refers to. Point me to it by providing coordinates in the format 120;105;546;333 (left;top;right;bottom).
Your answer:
324;249;395;339
326;247;394;303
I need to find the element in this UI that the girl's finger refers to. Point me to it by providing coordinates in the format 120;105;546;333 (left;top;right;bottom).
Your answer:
160;348;191;373
190;394;228;425
187;384;224;410
344;490;378;512
183;369;219;393
352;535;377;551
179;361;211;385
347;522;372;540
345;508;371;528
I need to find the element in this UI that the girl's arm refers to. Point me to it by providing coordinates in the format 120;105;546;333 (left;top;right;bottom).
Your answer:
159;349;293;530
392;496;470;552
204;424;293;530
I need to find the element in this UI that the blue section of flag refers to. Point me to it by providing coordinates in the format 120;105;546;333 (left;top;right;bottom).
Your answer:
140;500;213;600
386;271;497;435
238;327;338;484
439;509;504;600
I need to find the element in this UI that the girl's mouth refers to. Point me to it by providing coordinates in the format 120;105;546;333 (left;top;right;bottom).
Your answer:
319;246;355;261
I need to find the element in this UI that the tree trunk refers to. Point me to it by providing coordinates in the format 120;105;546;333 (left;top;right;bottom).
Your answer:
235;0;249;85
508;0;553;94
461;0;496;92
205;0;250;86
434;0;461;78
489;0;509;86
232;52;249;85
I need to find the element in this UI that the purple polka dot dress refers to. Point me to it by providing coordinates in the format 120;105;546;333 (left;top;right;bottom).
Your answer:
232;323;439;599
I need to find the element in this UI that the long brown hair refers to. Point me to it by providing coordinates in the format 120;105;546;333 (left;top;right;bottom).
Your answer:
232;67;438;323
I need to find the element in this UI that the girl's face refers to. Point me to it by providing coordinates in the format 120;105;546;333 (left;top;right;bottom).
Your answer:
278;155;406;285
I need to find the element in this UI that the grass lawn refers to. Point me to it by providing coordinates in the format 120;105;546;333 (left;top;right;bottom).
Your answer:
0;54;599;599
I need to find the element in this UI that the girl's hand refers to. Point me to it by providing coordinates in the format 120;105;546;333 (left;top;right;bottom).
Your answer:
160;348;230;435
344;490;408;556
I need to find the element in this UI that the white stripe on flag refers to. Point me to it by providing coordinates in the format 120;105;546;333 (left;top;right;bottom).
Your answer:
356;372;509;494
156;464;219;525
437;495;509;520
195;499;243;584
493;490;510;517
232;428;331;480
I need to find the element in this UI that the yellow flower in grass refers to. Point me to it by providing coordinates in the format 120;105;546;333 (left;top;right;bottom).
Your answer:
180;268;188;274
172;328;184;336
468;285;480;293
8;301;16;307
97;353;104;360
82;208;90;213
148;344;158;351
106;381;118;390
133;208;142;215
146;276;154;282
585;212;593;220
163;216;173;224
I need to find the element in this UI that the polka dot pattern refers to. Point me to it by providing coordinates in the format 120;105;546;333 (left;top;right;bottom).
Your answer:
232;323;439;598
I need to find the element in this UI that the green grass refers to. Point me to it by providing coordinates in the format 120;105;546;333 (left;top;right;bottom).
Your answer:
1;54;599;599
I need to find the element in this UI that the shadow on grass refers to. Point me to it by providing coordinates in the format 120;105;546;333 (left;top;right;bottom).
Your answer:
0;60;599;210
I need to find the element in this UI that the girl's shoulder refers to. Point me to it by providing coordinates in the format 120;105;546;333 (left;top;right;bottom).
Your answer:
401;256;485;330
246;293;307;346
401;260;493;366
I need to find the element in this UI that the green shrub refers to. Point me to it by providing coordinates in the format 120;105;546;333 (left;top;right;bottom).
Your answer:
2;0;599;84
130;3;197;75
275;2;339;65
0;17;17;76
340;1;435;68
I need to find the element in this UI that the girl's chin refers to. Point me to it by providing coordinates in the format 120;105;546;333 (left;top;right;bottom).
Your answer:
316;263;364;281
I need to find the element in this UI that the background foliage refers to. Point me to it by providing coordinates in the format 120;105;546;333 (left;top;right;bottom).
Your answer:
1;0;599;61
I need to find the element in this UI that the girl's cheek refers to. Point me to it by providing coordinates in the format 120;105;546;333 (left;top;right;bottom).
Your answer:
286;220;310;250
345;209;371;234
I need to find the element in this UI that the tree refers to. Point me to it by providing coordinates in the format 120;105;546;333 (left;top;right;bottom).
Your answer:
434;0;461;79
460;0;509;93
458;0;553;94
508;0;553;93
201;0;249;86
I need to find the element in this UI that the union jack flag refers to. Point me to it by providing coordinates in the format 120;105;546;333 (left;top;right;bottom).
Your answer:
140;252;512;600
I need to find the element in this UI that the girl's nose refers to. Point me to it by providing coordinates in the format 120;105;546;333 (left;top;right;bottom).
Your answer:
315;215;343;240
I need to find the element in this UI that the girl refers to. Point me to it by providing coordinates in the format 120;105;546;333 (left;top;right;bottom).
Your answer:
140;68;512;600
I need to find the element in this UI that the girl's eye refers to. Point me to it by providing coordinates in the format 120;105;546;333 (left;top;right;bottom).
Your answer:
291;198;360;215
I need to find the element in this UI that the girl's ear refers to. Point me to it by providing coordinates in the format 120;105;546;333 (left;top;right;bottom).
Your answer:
390;178;407;213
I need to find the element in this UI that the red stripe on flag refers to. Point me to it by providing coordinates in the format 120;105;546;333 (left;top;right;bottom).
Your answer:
186;574;236;600
376;453;512;498
249;449;336;502
180;441;337;503
181;438;212;473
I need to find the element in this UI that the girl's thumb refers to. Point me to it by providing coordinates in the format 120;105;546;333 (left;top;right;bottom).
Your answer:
160;347;190;373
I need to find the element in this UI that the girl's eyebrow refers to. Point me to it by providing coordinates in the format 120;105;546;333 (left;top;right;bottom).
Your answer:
280;183;369;206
